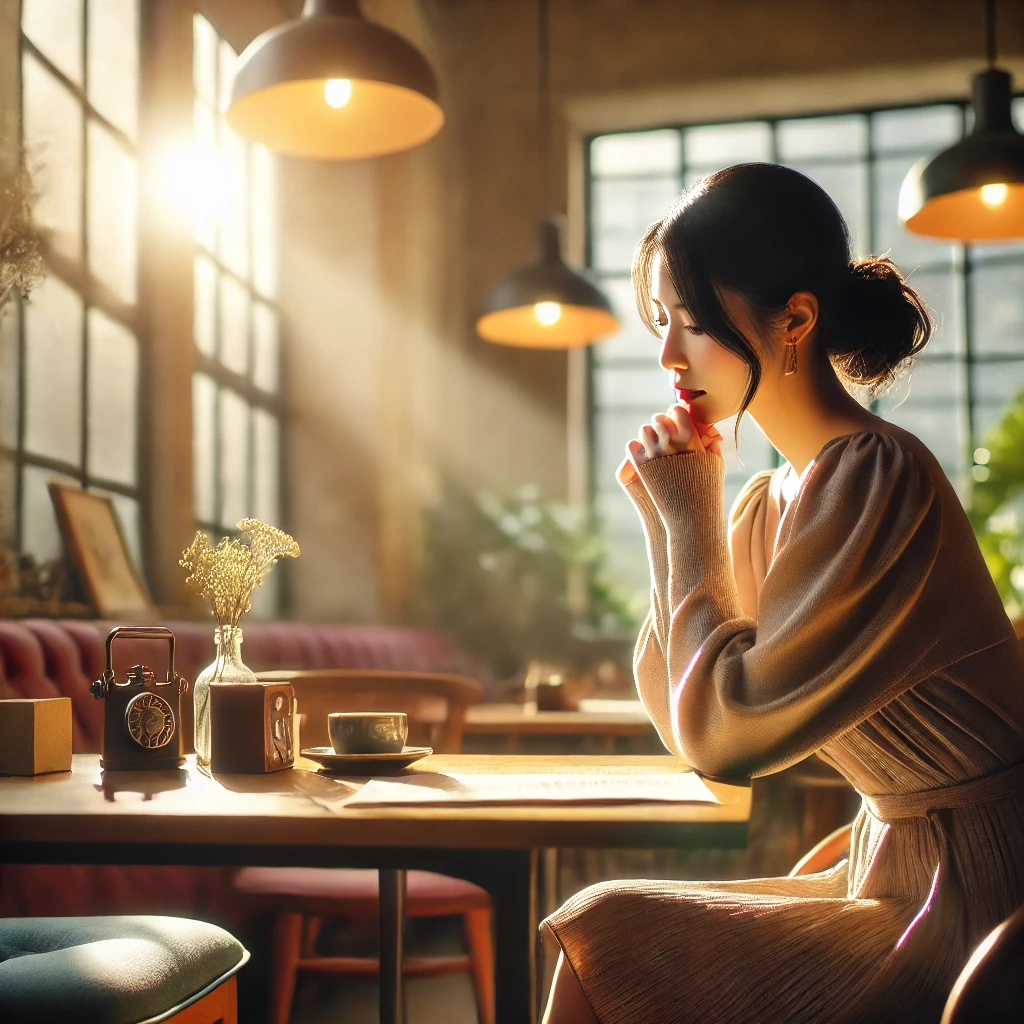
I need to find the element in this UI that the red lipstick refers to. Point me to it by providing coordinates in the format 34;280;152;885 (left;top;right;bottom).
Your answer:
675;388;706;403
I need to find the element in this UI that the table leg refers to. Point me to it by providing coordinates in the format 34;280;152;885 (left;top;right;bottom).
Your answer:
486;848;538;1024
379;867;406;1024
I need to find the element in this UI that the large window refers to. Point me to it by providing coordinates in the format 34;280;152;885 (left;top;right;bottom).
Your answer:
191;14;283;611
587;99;1024;597
3;0;143;572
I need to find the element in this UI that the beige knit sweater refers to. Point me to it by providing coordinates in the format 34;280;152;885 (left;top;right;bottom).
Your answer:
543;426;1024;1024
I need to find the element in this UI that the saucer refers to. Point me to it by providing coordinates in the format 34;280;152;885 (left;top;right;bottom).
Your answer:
301;746;433;774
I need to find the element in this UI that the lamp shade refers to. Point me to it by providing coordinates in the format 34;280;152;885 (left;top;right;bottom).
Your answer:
226;0;444;160
476;219;620;348
900;68;1024;241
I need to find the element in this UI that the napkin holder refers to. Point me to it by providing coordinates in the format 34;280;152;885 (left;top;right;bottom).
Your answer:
209;681;295;773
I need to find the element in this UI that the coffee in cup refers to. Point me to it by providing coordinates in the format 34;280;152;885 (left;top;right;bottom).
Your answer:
328;712;408;755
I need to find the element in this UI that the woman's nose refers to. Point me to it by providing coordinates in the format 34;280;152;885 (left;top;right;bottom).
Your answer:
659;334;687;372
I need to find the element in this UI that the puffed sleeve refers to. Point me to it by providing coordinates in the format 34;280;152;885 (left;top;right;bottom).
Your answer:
634;432;959;778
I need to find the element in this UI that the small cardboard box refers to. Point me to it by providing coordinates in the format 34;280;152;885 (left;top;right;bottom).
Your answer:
209;682;295;773
0;698;73;775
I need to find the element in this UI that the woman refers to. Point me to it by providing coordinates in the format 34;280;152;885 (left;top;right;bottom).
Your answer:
541;163;1024;1024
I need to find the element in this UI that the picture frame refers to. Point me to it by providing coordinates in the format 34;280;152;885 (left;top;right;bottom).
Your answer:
47;483;157;621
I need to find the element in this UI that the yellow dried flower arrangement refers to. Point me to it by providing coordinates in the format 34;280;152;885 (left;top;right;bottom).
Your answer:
180;519;300;627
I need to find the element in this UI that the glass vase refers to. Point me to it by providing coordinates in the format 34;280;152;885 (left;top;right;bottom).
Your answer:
193;624;257;772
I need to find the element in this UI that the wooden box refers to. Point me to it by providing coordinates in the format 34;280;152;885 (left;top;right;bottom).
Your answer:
209;682;295;773
0;698;73;775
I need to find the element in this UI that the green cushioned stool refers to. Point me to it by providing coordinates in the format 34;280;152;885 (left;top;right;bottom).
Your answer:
0;916;248;1024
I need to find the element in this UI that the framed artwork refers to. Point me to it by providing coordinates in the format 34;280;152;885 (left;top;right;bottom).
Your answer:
48;483;157;620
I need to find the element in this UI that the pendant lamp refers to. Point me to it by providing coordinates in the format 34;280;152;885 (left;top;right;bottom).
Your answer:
476;0;620;348
899;0;1024;241
226;0;444;161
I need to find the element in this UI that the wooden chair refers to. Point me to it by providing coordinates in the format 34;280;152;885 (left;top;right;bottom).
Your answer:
234;669;492;1024
941;902;1024;1023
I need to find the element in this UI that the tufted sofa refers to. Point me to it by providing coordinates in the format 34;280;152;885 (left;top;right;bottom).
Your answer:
0;618;481;923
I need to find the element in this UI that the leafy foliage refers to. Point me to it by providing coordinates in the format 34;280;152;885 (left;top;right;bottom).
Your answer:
413;483;640;681
968;387;1024;621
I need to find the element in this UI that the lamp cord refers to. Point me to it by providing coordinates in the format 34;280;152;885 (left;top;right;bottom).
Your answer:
538;0;552;212
985;0;996;66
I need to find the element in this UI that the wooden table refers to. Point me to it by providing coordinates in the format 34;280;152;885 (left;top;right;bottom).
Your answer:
0;754;750;1024
465;700;657;753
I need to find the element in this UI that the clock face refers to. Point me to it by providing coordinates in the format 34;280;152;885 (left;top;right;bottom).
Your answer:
124;691;176;749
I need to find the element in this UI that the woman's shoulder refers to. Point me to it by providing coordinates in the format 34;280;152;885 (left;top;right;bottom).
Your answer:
728;466;776;527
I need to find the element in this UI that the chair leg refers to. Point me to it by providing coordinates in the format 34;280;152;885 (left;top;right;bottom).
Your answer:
303;915;323;957
270;912;304;1024
464;907;495;1024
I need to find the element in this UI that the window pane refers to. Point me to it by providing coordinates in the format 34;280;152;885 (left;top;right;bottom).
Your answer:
193;98;218;251
218;38;236;113
219;273;249;374
593;365;673;410
193;14;218;107
218;388;250;527
193;373;217;523
591;130;681;177
22;54;83;262
21;466;77;564
777;115;866;161
88;122;137;303
910;267;962;358
969;261;1024;357
252;407;279;524
194;255;217;357
589;277;653;363
873;152;956;271
252;301;279;392
1;302;20;448
87;309;138;486
876;360;967;487
218;127;250;278
973;361;1024;443
785;161;869;259
684;121;771;169
871;105;961;155
22;0;83;87
591;176;679;273
24;275;83;464
251;144;278;299
87;0;139;139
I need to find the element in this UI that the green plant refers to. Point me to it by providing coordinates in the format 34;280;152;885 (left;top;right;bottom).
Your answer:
968;386;1024;621
412;483;640;681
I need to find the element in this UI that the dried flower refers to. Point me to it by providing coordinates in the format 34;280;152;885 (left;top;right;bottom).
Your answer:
180;519;300;627
0;158;44;309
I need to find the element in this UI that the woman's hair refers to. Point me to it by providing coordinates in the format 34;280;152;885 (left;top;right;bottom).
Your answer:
633;162;933;432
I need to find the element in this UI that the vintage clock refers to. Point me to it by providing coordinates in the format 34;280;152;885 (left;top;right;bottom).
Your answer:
90;626;189;771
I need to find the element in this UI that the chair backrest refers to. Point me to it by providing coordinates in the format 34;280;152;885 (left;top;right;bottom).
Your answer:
789;822;853;877
940;903;1024;1024
257;669;484;754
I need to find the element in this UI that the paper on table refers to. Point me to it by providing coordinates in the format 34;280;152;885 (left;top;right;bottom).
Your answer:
343;771;719;807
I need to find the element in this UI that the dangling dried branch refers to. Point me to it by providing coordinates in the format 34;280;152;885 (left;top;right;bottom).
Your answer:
0;156;44;309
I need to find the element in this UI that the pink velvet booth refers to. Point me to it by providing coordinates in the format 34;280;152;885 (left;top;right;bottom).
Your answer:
0;618;480;923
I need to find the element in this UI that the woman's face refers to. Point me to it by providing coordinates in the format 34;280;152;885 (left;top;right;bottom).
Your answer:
651;254;756;426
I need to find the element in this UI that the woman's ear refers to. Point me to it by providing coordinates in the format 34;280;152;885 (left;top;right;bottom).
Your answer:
786;291;819;344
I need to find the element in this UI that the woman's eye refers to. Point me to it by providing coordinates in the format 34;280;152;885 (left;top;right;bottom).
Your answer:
685;325;705;336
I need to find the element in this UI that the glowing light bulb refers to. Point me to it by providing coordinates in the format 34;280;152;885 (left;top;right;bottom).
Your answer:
534;301;562;326
980;183;1008;207
324;79;352;109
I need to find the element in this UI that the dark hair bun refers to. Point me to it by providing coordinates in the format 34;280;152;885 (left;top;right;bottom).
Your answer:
828;256;932;395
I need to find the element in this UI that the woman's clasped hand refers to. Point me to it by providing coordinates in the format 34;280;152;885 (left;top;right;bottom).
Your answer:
617;402;723;487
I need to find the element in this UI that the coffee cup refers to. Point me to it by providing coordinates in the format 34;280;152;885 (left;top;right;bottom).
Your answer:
328;712;408;755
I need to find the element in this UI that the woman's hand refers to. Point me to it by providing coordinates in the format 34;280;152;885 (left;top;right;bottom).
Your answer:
616;404;723;487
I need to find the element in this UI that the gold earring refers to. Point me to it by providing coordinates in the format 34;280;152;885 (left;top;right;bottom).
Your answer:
783;337;798;376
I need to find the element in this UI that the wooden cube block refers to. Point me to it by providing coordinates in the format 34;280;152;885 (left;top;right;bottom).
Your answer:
0;698;73;775
209;682;295;773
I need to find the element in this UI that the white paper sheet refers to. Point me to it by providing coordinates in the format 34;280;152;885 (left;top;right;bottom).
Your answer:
343;771;719;807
